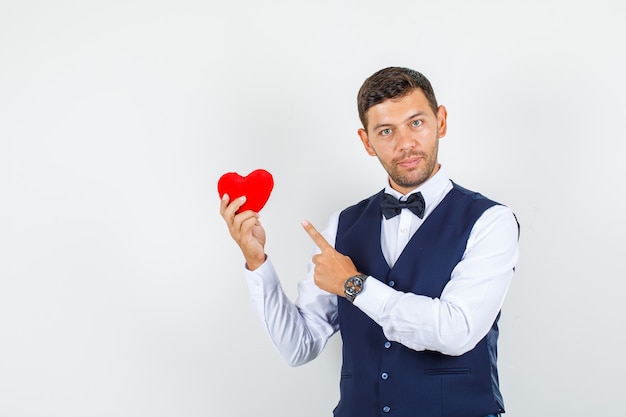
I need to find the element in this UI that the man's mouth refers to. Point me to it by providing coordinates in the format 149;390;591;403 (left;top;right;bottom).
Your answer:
397;156;422;168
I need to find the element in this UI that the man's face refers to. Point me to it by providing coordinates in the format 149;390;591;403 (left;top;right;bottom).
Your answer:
358;88;447;195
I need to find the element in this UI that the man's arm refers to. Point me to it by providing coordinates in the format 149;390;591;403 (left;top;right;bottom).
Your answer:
245;258;339;366
357;205;518;355
220;195;339;366
303;205;519;356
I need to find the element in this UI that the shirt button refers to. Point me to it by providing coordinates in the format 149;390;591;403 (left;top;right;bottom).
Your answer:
384;341;391;349
381;372;389;380
382;406;391;413
388;280;395;287
400;227;408;233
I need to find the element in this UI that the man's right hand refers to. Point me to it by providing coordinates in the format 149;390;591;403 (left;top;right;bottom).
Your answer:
219;194;267;270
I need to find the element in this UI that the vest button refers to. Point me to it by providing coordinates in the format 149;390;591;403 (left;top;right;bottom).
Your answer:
384;341;391;349
388;280;395;287
381;372;389;380
382;406;391;413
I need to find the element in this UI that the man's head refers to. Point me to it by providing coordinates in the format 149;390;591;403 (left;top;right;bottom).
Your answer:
357;67;439;130
356;67;447;194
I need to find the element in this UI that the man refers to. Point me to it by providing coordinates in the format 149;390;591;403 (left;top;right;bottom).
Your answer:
220;67;519;417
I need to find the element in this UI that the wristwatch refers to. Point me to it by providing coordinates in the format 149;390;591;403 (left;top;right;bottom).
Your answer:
344;273;368;303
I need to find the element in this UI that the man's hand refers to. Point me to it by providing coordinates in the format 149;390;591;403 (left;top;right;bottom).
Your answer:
220;194;266;270
301;220;359;297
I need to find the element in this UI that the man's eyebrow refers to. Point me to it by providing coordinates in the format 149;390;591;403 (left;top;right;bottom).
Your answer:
405;112;426;121
372;122;393;131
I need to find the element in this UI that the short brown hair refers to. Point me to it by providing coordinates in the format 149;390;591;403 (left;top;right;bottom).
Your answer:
357;67;439;129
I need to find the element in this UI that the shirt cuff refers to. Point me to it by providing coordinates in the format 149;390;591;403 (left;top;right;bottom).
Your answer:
244;256;281;298
353;276;396;320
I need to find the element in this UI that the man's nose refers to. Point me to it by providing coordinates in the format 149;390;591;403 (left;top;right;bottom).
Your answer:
397;126;417;151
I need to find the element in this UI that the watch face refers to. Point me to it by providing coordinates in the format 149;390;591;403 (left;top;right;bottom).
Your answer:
345;276;364;296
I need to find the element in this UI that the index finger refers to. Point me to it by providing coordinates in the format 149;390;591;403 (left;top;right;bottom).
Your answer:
301;220;333;251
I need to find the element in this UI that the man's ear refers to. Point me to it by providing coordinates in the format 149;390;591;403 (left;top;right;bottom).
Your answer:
358;128;377;156
437;105;448;138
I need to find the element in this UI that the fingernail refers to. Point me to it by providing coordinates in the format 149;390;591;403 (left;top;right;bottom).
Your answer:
301;220;309;227
239;196;247;202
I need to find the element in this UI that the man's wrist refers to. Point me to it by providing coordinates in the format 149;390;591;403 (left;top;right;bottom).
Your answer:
344;273;368;302
245;254;267;271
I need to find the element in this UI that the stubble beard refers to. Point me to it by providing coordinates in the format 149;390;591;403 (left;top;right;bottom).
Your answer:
381;145;439;191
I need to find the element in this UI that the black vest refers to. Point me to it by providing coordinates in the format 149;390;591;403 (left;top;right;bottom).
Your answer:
333;183;504;417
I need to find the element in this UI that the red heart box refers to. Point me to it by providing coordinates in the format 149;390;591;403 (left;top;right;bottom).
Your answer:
217;169;274;213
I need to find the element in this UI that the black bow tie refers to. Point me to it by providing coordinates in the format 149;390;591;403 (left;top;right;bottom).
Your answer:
380;192;425;220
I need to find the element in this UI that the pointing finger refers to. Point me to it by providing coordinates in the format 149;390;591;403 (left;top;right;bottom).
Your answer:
301;220;333;251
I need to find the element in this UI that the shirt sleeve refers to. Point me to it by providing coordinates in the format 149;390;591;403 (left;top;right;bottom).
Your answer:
244;220;340;366
354;205;519;356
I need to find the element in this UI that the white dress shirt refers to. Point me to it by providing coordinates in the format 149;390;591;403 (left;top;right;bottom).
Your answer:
244;168;519;366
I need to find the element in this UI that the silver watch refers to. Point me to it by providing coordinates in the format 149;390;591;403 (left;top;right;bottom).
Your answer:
344;273;368;302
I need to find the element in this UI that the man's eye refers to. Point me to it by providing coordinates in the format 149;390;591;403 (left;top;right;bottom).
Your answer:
411;120;422;127
381;128;392;136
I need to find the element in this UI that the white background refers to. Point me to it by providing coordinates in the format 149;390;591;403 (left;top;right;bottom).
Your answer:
1;1;625;416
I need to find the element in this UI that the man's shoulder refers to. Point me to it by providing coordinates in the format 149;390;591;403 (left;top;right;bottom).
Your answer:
450;181;502;206
448;181;519;235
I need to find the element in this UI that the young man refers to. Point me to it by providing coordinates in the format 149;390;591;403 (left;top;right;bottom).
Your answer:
220;67;519;417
